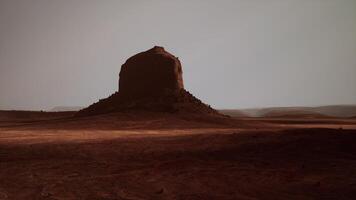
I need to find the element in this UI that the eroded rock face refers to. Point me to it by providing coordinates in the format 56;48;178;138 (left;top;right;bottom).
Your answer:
119;46;184;99
77;46;219;116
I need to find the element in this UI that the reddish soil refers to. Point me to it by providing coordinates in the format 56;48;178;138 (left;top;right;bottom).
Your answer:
0;111;356;199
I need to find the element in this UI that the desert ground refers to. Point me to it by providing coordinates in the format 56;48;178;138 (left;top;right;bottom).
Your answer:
0;111;356;200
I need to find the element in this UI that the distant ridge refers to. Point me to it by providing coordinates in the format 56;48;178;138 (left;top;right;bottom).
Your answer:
220;105;356;118
0;110;75;122
51;106;84;112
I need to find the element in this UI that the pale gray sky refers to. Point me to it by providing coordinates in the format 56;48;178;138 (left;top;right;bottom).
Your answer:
0;0;355;110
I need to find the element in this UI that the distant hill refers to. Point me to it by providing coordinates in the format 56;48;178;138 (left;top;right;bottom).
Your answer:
262;110;328;118
218;109;248;118
220;105;356;118
309;105;356;118
50;106;84;112
0;110;75;122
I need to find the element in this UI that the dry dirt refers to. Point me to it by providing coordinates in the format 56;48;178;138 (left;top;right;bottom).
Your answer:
0;111;356;200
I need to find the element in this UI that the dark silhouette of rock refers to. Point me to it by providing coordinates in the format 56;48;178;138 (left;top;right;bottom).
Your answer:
77;46;219;116
119;46;184;100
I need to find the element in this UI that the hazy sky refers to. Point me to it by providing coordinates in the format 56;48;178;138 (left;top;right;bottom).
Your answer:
0;0;355;110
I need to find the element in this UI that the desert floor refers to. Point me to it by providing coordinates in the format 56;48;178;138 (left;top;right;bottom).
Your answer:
0;112;356;200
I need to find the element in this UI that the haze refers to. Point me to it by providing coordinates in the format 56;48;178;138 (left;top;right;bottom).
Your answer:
0;0;355;110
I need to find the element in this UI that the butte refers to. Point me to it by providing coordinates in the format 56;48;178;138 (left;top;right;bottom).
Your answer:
76;46;220;117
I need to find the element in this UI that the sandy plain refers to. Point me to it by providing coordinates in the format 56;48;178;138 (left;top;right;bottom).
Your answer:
0;111;355;200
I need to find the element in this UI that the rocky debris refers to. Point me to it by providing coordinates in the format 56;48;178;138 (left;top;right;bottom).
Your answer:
77;46;219;116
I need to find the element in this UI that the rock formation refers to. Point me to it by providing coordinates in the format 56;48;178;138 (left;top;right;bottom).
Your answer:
119;46;184;100
77;46;219;116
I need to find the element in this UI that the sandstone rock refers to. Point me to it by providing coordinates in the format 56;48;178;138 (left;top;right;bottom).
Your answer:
77;46;219;116
119;46;184;99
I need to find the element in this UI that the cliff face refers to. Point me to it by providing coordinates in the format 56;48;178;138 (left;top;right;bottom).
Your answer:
77;46;219;116
119;46;184;100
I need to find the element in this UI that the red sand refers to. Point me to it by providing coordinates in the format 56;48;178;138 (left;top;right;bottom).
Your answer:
0;111;356;199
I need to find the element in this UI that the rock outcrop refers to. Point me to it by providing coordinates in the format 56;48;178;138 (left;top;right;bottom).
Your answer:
77;46;219;116
119;46;184;100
